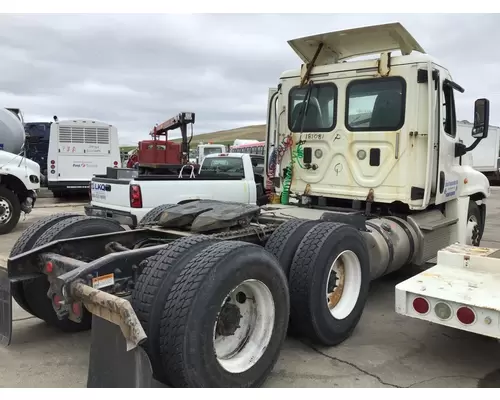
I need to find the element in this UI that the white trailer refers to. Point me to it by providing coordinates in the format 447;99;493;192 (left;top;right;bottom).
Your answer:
46;119;121;197
457;121;500;181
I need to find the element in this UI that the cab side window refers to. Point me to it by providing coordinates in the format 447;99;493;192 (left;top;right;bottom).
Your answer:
442;82;457;138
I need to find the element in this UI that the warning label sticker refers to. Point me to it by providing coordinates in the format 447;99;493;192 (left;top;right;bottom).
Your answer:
92;273;115;290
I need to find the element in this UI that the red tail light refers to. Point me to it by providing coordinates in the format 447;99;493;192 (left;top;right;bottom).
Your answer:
130;184;142;208
412;297;429;314
457;306;476;325
113;161;118;167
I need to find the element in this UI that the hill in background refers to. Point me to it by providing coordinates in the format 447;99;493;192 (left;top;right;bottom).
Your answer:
120;124;266;152
172;124;266;147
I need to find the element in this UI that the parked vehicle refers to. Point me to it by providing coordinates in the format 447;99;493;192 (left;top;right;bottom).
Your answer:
0;108;40;234
230;140;265;155
0;22;494;388
46;119;121;197
24;121;52;184
85;152;266;227
457;120;500;182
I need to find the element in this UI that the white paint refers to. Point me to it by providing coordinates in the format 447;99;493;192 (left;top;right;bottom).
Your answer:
395;244;500;338
88;153;258;227
213;279;275;374
326;250;362;320
47;119;121;191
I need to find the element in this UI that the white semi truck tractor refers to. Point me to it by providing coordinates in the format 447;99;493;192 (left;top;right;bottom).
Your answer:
0;108;40;234
0;22;492;387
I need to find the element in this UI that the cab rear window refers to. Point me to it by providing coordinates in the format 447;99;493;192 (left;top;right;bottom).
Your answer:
346;77;406;132
288;83;337;132
201;157;245;178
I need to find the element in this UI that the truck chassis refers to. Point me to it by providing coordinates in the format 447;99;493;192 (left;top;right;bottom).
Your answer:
0;199;387;387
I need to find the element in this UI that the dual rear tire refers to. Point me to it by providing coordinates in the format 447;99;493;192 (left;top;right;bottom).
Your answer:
10;213;370;387
9;213;125;332
131;237;289;388
265;219;371;346
131;219;370;387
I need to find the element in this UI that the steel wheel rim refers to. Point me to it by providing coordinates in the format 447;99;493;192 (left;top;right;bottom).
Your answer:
325;250;362;320
0;198;13;225
213;279;275;374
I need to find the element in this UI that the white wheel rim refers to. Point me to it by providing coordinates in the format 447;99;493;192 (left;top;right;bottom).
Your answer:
0;198;12;224
466;215;480;246
213;279;275;374
325;250;362;320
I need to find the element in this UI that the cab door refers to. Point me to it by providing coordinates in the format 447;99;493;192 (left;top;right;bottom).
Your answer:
434;72;461;205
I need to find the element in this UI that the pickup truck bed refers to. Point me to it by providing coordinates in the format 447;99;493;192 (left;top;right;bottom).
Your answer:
86;153;264;227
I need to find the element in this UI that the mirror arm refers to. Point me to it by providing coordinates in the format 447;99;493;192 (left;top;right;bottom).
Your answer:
455;137;482;158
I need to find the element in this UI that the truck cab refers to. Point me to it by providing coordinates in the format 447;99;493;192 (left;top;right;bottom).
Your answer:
266;22;490;256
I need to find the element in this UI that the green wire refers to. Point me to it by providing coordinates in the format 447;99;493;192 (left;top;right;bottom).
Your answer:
292;142;305;169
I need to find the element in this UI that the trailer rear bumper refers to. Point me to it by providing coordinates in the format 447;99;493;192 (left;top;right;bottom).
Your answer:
0;267;12;346
395;243;500;338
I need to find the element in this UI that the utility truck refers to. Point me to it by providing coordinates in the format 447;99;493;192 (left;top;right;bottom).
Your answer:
0;22;493;388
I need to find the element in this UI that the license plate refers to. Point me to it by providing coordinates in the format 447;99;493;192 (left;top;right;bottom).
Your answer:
91;190;107;201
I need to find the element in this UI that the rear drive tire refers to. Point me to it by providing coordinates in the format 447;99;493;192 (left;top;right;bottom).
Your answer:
138;204;176;227
264;218;320;277
467;200;483;247
23;216;125;333
159;241;289;388
0;185;21;235
288;222;370;346
131;235;221;384
9;213;81;317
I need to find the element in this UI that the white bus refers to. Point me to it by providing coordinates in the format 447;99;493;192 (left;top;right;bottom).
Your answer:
47;119;121;197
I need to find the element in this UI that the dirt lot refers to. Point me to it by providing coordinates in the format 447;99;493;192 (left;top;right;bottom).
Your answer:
1;195;500;388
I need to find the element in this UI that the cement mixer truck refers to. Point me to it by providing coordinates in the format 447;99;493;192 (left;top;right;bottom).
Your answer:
0;108;40;234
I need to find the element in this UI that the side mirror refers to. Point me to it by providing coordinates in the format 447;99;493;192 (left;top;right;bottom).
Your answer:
472;98;490;139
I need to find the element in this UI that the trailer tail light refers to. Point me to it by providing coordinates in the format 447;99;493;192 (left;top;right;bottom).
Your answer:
72;302;82;317
412;297;429;314
457;306;476;325
113;161;118;167
130;184;142;208
434;302;452;320
45;261;53;273
53;295;62;310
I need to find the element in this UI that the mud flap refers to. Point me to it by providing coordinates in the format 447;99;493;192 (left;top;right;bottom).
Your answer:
86;313;168;388
0;268;12;347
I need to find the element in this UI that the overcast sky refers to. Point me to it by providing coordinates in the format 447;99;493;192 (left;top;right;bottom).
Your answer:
0;13;498;145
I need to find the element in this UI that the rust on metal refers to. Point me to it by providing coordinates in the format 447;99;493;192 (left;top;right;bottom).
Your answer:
377;52;391;76
366;188;375;203
70;282;147;351
300;42;324;87
328;259;345;309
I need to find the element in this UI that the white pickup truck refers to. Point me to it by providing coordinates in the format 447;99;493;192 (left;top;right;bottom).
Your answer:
85;153;266;227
